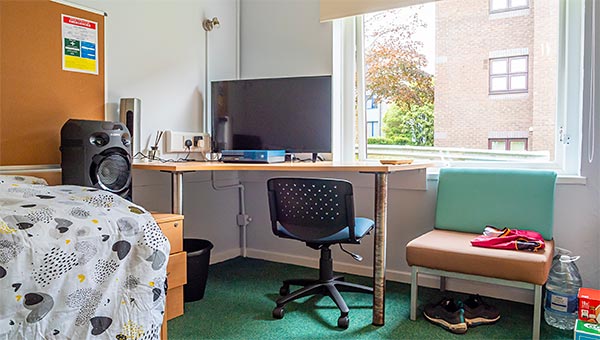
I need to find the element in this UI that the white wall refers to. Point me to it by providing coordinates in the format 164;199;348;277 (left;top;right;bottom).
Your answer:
237;0;600;301
240;0;332;78
73;0;243;260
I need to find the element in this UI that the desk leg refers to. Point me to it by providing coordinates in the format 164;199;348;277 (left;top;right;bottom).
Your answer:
171;172;184;215
373;172;388;326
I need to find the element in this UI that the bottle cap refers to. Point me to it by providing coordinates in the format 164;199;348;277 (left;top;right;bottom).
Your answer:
559;255;581;262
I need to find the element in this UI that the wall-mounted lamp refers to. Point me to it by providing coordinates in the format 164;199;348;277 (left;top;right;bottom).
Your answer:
203;17;220;32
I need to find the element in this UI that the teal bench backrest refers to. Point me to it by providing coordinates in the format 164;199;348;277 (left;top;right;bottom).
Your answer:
435;168;557;240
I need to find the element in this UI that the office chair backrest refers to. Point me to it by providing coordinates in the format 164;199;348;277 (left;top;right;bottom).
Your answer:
435;168;557;240
267;177;356;242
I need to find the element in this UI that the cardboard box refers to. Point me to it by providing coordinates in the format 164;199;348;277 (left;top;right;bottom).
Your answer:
575;319;600;340
579;288;600;323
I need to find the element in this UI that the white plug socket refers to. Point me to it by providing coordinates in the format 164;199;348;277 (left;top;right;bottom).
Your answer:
165;130;211;153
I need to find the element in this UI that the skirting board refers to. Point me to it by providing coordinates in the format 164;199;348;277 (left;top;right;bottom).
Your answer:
245;248;534;305
210;248;242;265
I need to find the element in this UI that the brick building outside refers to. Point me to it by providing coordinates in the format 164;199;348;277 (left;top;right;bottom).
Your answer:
433;0;558;158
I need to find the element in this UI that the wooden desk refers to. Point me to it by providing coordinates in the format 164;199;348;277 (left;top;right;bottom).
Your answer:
133;160;430;326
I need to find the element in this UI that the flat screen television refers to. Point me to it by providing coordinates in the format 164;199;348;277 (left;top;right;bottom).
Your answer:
211;75;332;155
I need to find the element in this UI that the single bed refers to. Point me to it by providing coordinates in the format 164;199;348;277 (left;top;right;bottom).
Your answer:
0;175;169;339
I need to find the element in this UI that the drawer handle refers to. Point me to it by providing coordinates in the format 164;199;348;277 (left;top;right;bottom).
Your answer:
174;223;179;228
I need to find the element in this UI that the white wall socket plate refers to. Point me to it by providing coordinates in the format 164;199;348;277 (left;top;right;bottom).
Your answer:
165;130;211;153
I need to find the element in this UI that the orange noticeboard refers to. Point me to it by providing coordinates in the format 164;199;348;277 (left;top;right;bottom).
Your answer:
0;0;106;166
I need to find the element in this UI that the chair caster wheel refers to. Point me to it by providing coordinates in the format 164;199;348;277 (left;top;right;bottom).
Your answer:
273;306;285;319
279;285;290;296
337;315;349;329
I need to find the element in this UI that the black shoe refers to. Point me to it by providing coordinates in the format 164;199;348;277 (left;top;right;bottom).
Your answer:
463;294;500;327
423;297;468;334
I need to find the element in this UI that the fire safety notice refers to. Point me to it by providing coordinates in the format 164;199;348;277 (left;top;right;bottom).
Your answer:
61;15;98;75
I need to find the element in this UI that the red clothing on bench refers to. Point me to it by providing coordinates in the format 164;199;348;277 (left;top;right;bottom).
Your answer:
471;226;545;252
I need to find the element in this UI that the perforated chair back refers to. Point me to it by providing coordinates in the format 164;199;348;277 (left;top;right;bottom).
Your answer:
267;177;357;242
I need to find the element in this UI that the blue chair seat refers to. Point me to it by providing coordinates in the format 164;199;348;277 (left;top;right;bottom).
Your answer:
277;217;374;243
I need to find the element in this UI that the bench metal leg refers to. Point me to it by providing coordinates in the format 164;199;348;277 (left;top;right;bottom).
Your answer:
410;266;418;320
440;276;447;292
533;284;542;340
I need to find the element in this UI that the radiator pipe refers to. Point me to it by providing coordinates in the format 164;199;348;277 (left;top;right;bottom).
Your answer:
211;171;249;257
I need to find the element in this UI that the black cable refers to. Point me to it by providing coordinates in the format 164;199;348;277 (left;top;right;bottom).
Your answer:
288;154;325;163
134;149;209;163
291;156;317;163
132;151;149;160
182;147;191;160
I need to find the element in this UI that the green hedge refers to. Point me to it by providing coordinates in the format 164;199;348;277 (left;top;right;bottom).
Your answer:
367;136;411;145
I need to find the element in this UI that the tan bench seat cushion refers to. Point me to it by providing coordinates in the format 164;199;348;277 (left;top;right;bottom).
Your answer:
406;229;554;285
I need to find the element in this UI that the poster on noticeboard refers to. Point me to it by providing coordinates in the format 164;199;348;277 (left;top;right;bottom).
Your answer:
61;14;98;75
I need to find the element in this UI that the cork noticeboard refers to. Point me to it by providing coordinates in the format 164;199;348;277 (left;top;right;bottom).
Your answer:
0;0;105;166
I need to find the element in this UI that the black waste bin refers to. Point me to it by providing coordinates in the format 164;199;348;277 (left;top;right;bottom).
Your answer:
183;238;214;302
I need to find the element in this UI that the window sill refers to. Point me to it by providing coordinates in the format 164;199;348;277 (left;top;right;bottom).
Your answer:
488;92;529;100
425;168;586;185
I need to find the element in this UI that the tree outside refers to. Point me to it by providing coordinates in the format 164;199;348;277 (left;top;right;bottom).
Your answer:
364;8;434;146
381;103;434;146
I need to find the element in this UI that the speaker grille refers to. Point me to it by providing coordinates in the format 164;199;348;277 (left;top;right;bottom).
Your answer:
96;153;130;193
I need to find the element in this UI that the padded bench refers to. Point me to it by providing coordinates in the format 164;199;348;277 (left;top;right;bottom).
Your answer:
406;168;557;340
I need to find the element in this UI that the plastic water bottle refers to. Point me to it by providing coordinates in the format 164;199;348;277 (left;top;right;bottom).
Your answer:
544;254;582;330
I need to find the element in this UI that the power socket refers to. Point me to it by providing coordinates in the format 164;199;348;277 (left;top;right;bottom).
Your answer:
165;130;211;153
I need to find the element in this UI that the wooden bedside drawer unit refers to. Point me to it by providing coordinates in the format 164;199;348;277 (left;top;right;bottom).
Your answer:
165;286;184;320
152;213;186;339
160;221;183;254
166;251;187;288
153;213;184;255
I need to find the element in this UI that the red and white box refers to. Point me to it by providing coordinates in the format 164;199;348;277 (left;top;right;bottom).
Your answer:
579;288;600;323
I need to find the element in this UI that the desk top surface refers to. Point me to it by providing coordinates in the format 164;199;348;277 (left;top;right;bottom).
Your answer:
133;160;432;173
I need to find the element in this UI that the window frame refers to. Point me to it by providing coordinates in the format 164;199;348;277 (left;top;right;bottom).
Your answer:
333;0;586;175
489;55;529;94
367;121;379;137
489;0;530;14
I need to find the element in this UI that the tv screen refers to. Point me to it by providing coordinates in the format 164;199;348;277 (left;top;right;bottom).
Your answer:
211;75;332;154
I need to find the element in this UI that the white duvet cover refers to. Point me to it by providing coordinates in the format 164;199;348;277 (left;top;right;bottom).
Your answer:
0;176;169;339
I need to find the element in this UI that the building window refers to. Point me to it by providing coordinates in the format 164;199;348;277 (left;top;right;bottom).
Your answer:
367;97;378;109
367;121;381;137
489;55;528;94
490;0;529;13
488;138;528;151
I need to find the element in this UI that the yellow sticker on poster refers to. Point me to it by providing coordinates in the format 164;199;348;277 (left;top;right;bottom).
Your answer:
62;15;98;75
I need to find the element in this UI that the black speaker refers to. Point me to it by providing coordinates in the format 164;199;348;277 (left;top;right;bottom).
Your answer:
60;119;132;200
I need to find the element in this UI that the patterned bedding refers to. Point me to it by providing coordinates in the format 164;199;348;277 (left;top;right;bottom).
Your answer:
0;175;170;340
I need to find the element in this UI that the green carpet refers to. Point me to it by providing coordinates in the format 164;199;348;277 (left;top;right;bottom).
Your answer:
168;257;572;339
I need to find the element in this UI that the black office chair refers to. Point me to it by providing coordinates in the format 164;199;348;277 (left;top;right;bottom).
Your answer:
267;177;374;329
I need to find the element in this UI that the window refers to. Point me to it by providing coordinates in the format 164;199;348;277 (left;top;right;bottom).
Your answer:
490;0;529;13
489;56;528;94
367;97;378;109
367;121;379;137
488;138;528;151
332;0;587;174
